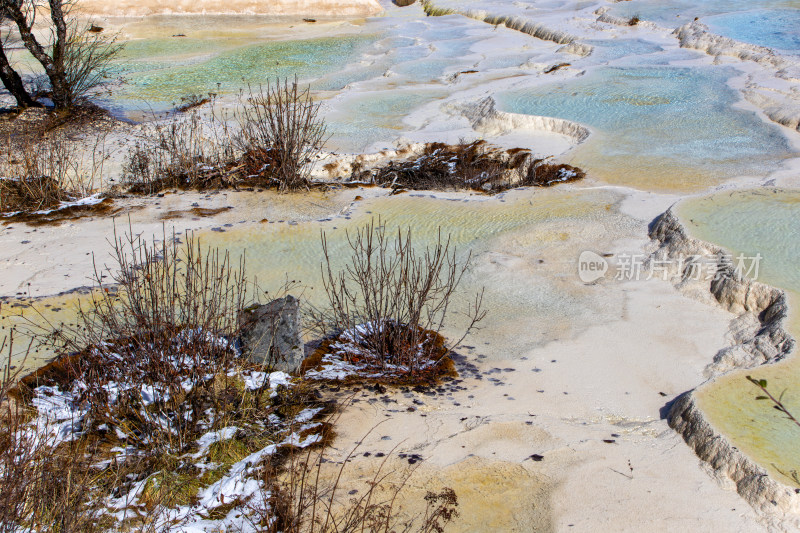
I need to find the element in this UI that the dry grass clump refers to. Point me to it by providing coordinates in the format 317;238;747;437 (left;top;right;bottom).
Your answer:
309;220;484;381
122;79;326;195
0;333;105;533
0;175;69;213
520;160;585;187
36;227;255;450
176;93;214;113
122;110;232;195
350;140;585;192
350;140;518;191
0;134;107;213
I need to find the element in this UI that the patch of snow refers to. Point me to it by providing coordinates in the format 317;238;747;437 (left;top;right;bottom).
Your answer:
192;426;239;459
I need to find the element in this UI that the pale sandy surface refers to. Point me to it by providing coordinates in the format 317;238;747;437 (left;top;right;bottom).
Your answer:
0;189;356;299
308;188;769;532
77;0;382;17
0;186;771;530
3;0;800;527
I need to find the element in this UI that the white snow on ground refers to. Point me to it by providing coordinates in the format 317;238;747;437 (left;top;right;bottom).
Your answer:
305;321;440;381
23;358;325;531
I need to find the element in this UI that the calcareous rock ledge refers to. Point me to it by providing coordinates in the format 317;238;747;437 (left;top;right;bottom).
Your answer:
649;208;800;528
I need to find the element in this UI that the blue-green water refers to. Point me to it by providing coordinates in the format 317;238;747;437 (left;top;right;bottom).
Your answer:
324;88;447;152
496;65;796;188
706;9;800;54
609;1;800;53
107;34;379;112
582;39;665;63
608;0;798;28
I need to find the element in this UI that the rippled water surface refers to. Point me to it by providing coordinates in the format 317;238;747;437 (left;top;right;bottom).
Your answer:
608;0;799;29
496;66;796;189
705;9;800;54
109;33;379;112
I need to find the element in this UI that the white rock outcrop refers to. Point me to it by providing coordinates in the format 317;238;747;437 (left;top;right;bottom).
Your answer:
455;97;591;144
673;21;790;70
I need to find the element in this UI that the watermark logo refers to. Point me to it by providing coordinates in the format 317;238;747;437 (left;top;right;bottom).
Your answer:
577;250;609;283
577;251;762;284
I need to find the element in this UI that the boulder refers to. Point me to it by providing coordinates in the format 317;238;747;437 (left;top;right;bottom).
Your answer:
239;296;303;372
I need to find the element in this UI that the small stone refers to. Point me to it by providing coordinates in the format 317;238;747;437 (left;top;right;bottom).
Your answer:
239;295;303;372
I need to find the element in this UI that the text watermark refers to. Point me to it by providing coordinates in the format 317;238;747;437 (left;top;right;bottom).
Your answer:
578;251;762;284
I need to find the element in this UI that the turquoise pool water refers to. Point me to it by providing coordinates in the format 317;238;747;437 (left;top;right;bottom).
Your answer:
496;65;796;189
107;34;379;113
706;9;800;54
582;39;664;63
608;0;798;28
608;1;800;53
324;88;448;152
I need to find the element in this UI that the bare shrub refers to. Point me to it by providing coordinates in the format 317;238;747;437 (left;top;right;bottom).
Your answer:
53;225;251;452
122;80;326;194
234;79;327;192
0;134;108;212
15;228;335;529
249;426;459;533
313;220;484;377
122;110;232;194
0;333;103;533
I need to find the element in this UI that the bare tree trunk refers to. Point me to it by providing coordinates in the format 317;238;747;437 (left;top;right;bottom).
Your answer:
2;0;71;110
47;0;70;109
0;41;38;108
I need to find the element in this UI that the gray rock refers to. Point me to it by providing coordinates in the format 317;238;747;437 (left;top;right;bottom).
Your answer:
239;295;303;372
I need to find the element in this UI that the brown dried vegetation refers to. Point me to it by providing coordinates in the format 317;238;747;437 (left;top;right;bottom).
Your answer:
349;140;585;192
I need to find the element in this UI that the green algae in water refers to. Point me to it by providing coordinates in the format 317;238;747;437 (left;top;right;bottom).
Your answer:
111;34;378;109
496;66;797;190
678;189;800;485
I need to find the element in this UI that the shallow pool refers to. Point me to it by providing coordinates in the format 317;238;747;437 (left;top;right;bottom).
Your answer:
107;33;379;113
705;9;800;55
496;65;797;190
2;188;630;373
678;189;800;485
607;0;799;30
